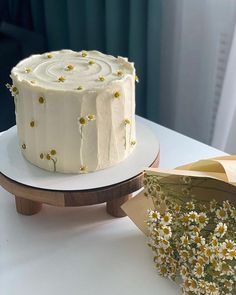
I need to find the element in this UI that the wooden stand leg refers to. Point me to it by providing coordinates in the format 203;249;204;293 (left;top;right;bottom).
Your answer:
106;194;131;217
15;196;42;215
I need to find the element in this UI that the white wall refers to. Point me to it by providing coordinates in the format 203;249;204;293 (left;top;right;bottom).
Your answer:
160;0;236;144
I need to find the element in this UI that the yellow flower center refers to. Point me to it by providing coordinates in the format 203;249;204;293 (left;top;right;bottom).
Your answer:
182;216;189;223
30;121;35;127
229;250;236;258
183;238;188;245
124;118;131;125
117;70;123;76
199;215;206;223
163;228;170;235
163;215;170;223
58;76;65;82
67;64;74;71
190;213;196;220
205;249;212;257
79;117;87;125
80;165;87;172
196;266;203;275
219;209;226;217
221;248;228;256
191;280;197;289
194;236;201;244
50;149;56;156
159;248;165;255
114;91;121;98
46;154;51;160
38;96;45;104
226;241;234;249
208;285;217;292
232;209;236;217
192;226;199;233
98;76;105;81
160;266;167;274
212;239;218;247
200;245;206;252
25;68;32;73
152;212;158;219
218;226;225;234
87;114;95;121
81;51;87;57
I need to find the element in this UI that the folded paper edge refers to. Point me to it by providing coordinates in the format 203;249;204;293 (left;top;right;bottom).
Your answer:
121;189;153;236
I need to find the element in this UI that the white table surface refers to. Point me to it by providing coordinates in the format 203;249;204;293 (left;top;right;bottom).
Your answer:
0;116;227;295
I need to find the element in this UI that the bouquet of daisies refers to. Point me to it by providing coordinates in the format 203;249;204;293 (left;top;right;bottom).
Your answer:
123;156;236;295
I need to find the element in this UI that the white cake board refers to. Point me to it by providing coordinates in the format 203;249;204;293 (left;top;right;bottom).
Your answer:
0;118;159;191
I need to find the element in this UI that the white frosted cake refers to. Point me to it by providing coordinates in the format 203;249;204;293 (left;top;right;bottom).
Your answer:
8;50;136;173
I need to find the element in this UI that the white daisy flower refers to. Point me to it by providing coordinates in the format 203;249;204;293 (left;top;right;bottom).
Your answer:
211;236;219;248
180;265;189;279
159;226;172;239
161;212;172;225
191;233;205;247
215;207;228;220
181;214;190;226
157;246;166;257
221;239;235;251
193;263;205;278
180;235;189;248
189;278;198;292
6;83;19;96
186;201;195;210
223;279;234;291
206;282;219;295
159;238;170;249
188;211;198;221
223;200;231;210
148;209;160;222
220;262;233;276
179;250;189;261
214;222;227;238
218;245;229;260
198;212;208;227
230;207;236;220
227;249;236;260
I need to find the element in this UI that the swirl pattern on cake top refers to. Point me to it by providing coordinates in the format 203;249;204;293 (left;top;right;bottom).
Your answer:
12;50;134;90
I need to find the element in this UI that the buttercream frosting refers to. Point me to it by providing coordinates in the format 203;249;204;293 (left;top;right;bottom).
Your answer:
10;49;136;173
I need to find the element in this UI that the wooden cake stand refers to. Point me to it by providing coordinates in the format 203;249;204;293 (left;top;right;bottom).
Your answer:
0;120;160;217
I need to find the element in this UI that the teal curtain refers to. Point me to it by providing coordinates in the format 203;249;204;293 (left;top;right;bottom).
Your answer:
29;0;162;121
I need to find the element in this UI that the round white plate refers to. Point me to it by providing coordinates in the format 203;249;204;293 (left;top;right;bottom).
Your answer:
0;118;159;191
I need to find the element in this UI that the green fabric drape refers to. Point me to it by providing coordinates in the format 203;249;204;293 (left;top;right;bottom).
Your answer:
29;0;161;120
